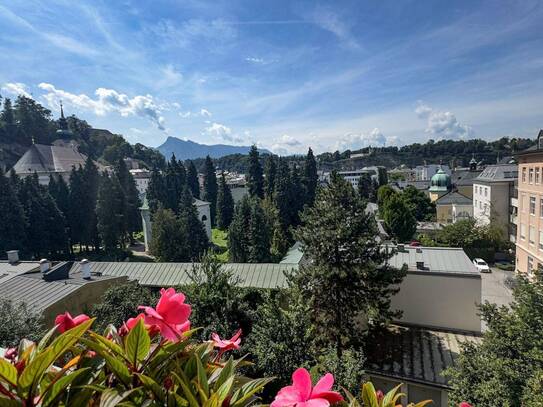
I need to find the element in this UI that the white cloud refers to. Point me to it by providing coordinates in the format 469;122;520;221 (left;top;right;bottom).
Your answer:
246;57;265;64
204;122;244;143
1;82;31;98
200;108;212;117
158;65;183;87
335;128;395;151
416;102;473;140
270;134;304;155
150;18;236;49
308;6;359;49
38;83;166;130
179;108;212;118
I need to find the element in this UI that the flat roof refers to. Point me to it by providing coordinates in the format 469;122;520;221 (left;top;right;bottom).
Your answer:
365;324;482;389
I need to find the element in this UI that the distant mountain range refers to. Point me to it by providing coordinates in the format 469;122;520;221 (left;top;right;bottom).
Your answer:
157;136;270;160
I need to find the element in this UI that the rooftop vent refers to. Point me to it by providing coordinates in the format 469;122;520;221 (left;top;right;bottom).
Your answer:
39;259;50;273
42;261;72;282
397;244;405;252
416;247;423;253
80;259;91;280
6;250;19;264
416;261;425;270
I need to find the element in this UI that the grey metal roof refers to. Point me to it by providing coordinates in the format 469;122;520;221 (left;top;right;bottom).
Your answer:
452;169;482;186
280;242;304;265
365;324;482;388
12;144;89;175
387;246;479;276
475;164;518;183
397;180;431;190
69;262;298;289
435;191;472;206
0;261;41;281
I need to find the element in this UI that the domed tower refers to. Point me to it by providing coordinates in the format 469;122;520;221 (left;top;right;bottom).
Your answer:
428;167;451;202
55;101;73;139
469;155;478;171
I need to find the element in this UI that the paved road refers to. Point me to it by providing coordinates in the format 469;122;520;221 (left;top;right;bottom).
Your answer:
481;267;514;307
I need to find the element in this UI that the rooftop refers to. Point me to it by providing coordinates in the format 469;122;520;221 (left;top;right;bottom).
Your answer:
0;261;41;284
475;164;518;183
435;191;472;206
365;324;482;388
12;144;91;175
451;169;483;186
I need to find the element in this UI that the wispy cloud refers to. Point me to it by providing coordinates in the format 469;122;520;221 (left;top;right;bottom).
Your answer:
416;102;473;140
1;82;31;98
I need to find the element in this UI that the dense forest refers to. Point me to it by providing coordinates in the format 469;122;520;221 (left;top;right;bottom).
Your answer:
0;94;165;170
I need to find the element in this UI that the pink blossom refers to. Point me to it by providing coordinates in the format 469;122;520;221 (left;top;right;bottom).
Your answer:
139;288;191;342
459;403;473;407
4;348;17;361
54;312;90;333
211;329;242;352
271;368;343;407
119;313;161;337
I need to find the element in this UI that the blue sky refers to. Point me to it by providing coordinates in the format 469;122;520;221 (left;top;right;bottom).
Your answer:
0;0;542;154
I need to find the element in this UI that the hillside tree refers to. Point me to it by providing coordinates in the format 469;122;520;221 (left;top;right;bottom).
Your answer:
202;156;218;226
247;145;264;198
216;172;235;230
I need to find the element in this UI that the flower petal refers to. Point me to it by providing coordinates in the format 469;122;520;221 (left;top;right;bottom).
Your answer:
292;368;312;401
312;373;334;395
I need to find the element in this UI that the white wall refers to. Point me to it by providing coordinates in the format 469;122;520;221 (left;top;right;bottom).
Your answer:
392;271;482;333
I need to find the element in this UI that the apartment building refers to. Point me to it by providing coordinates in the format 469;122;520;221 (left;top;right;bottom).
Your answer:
515;130;543;276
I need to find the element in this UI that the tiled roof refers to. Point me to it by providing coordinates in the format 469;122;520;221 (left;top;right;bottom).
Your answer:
365;324;482;388
451;169;482;186
12;144;89;175
69;262;298;289
435;191;472;206
475;164;518;183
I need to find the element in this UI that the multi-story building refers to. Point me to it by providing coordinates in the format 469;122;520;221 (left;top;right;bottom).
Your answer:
435;191;473;223
472;164;518;239
415;164;451;181
323;166;387;189
129;168;152;194
515;130;543;275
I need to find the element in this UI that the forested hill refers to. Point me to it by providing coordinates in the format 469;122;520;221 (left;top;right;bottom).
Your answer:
0;95;165;170
158;136;271;160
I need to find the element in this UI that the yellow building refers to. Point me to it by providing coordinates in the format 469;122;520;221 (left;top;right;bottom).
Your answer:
428;168;452;202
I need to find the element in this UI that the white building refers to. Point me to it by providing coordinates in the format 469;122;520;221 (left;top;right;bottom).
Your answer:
129;168;152;194
415;164;451;181
472;164;517;238
322;166;386;189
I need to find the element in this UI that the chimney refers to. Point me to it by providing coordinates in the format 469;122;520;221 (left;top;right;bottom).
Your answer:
80;259;91;280
6;250;19;264
39;259;50;273
397;244;404;252
416;261;425;270
416;247;423;254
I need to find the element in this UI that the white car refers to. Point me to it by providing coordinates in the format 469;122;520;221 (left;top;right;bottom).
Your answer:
473;258;490;273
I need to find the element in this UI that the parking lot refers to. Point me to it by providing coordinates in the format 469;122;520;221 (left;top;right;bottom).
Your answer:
481;267;514;307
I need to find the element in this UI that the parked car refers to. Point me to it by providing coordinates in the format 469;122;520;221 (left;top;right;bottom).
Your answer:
409;240;421;247
473;258;490;273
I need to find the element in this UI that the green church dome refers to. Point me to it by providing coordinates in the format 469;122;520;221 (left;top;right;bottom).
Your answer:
429;168;451;192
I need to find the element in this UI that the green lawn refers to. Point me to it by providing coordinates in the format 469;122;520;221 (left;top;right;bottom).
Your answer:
211;228;229;262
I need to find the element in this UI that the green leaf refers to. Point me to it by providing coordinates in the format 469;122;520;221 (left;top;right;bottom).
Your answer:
99;388;137;407
172;371;199;407
361;382;378;407
0;358;17;387
18;318;93;398
195;354;209;397
42;368;90;407
211;357;233;391
136;373;165;402
381;383;402;407
89;332;125;359
80;338;131;386
125;319;150;367
0;399;20;407
230;377;274;407
215;376;234;404
37;325;58;351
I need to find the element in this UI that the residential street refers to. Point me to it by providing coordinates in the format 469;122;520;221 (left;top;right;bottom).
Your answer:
480;268;514;331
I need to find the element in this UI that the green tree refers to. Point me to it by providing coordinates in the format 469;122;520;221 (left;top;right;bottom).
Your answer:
115;158;141;241
248;199;271;263
186;160;200;198
216;172;234;230
447;271;543;406
357;173;373;201
228;196;252;262
13;95;54;145
402;185;435;221
149;208;186;261
182;252;259;341
146;167;166;213
48;175;70;221
247;145;264;198
0;97;14;125
377;184;397;208
0;300;43;347
0;168;26;254
164;155;186;213
303;147;318;206
178;187;209;260
264;155;277;199
202;156;218;226
382;194;417;242
96;174;125;252
294;172;407;358
81;157;100;250
289;165;305;226
90;281;157;332
68;166;86;249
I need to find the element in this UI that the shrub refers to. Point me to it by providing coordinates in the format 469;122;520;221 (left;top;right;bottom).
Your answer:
0;299;43;347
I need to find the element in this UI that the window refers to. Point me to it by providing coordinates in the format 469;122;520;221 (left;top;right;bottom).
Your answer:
530;226;536;245
479;201;482;209
522;194;527;212
522;167;527;183
537;168;540;184
540;199;543;218
484;203;488;214
520;223;526;240
530;168;534;183
539;230;543;250
484;187;488;197
528;256;534;274
530;196;536;215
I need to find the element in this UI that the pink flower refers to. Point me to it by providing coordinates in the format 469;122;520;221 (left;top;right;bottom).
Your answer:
271;368;343;407
211;329;242;352
119;313;161;337
54;312;90;333
4;348;17;361
376;390;384;402
139;288;191;342
459;403;473;407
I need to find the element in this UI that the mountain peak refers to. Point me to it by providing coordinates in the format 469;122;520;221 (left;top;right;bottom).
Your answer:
157;137;270;160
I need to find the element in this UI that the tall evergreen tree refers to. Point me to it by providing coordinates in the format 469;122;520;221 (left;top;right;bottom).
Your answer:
303;148;318;206
216;172;235;230
186;160;200;199
228;196;252;262
0;168;26;254
164;155;186;213
264;155;277;199
248;199;271;262
81;157;100;250
115;158;141;241
48;175;70;224
146;167;166;213
13;95;54;145
357;173;373;201
247;145;264;198
178;187;209;260
68;166;85;249
96;174;125;252
202;156;218;226
294;172;407;358
382;194;417;242
149;208;186;262
0;98;14;125
289;165;304;226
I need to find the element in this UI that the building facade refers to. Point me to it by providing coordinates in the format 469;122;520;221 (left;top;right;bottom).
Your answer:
515;130;543;276
472;164;517;239
435;191;473;224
